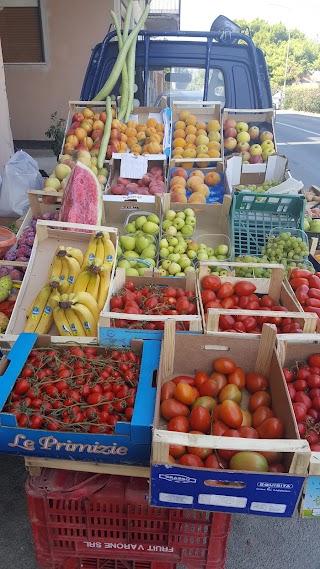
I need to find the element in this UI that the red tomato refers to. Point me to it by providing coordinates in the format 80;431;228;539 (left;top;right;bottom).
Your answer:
221;297;235;309
228;367;245;389
312;396;320;411
306;298;320;308
233;322;246;333
178;454;204;467
172;375;195;386
199;379;219;398
243;316;258;332
257;418;284;439
307;374;320;389
239;296;249;308
211;420;228;435
210;372;228;392
193;396;216;412
161;381;175;401
167;416;189;432
248;391;272;412
238;426;259;439
289;278;309;290
174;383;197;405
201;275;221;291
169;444;186;459
195;371;209;388
234;281;256;297
294;379;308;391
201;289;217;304
176;297;191;314
252;406;274;428
245;372;268;393
269;463;286;473
309;275;320;290
295;285;312;304
309;354;320;368
189;406;211;433
204;454;226;469
219;400;243;429
213;358;236;375
217;283;234;299
187;431;213;460
161;399;189;421
308;288;320;300
292;402;307;422
219;315;236;330
245;301;260;311
291;269;312;279
260;451;283;464
205;301;222;310
218;429;241;460
311;444;320;451
309;388;320;399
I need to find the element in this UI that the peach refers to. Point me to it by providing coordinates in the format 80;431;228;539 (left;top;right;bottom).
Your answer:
170;186;186;196
188;192;206;204
207;120;220;132
208;131;221;142
185;114;197;126
147;141;161;154
196;121;207;131
66;134;79;146
137;124;147;132
196;145;208;155
196;184;210;198
190;170;205;179
127;120;137;128
208;149;221;158
147;117;158;128
204;172;221;186
171;193;187;203
185;125;197;135
173;129;186;139
196;129;207;137
183;148;197;159
187;176;203;191
173;138;186;149
170;176;186;188
208;140;221;151
93;120;105;131
180;161;194;169
172;168;188;180
74;127;87;141
196;135;209;146
175;121;186;130
173;148;184;157
179;111;190;121
83;108;94;119
185;134;197;145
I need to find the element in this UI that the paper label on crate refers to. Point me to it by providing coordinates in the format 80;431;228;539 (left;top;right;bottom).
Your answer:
120;154;148;179
159;492;194;505
198;494;247;508
250;502;286;513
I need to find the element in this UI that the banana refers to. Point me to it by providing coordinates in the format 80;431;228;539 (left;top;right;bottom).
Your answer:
66;246;84;267
71;291;100;322
65;255;81;289
65;307;86;336
102;236;116;268
49;254;62;280
53;306;72;336
59;256;70;293
95;237;105;264
72;303;98;337
86;272;100;300
73;270;91;294
83;233;98;266
97;269;111;311
34;291;59;334
24;285;52;333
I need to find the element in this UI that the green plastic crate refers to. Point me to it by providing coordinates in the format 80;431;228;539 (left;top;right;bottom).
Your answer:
231;192;306;256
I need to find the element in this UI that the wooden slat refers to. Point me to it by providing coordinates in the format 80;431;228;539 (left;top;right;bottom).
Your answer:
24;457;150;478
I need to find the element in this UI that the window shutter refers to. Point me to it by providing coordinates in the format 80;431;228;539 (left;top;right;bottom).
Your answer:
0;6;44;63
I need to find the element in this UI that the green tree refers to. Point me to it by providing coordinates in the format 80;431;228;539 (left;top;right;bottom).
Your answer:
235;18;320;89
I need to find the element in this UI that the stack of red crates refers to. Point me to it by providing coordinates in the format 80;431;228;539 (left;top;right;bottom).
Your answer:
26;469;231;569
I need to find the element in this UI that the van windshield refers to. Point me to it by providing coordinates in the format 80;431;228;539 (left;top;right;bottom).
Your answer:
146;67;226;107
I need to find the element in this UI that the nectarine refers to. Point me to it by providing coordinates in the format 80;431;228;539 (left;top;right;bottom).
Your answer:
190;170;205;179
170;176;186;188
171;193;187;203
188;192;206;204
196;184;210;198
187;176;203;191
172;168;188;180
204;172;221;186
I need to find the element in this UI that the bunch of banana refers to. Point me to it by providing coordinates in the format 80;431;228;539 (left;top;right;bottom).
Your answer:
52;292;99;337
83;231;115;268
48;245;84;293
24;277;61;334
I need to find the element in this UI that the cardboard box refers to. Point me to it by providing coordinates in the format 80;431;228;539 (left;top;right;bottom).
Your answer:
197;261;317;334
128;106;171;160
104;154;167;204
223;108;277;166
103;195;162;234
151;322;310;517
167;163;226;205
99;268;202;333
171;101;223;165
225;154;303;194
6;220;118;341
277;334;320;518
0;332;161;465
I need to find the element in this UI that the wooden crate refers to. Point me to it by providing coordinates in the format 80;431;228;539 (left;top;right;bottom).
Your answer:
6;220;118;341
150;322;310;516
99;267;202;332
24;457;150;477
103;194;163;234
171;101;223;165
197;261;317;334
28;189;62;217
222;107;276;156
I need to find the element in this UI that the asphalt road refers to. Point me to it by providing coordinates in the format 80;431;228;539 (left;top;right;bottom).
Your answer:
275;111;320;189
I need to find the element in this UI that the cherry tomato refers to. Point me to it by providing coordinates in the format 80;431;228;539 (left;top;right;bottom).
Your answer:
189;406;211;433
87;393;103;405
176;297;190;314
213;358;236;375
282;368;294;383
245;372;268;393
167;416;189;432
248;391;272;412
14;378;30;395
178;454;204;467
309;354;320;368
160;399;189;421
306;431;320;445
312;396;320;411
161;381;175;401
219;400;243;429
294;379;308;391
294;392;312;410
252;406;274;428
257;417;284;439
234;281;256;297
174;383;197;405
201;275;221;292
292;402;307;422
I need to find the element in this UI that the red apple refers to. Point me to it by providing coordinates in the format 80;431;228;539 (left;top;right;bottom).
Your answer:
239;151;251;161
260;130;274;142
224;118;237;130
225;127;237;138
249;154;263;164
236;141;250;153
248;126;260;139
71;121;82;129
224;137;237;151
66;128;76;137
72;113;84;123
110;129;121;141
92;129;103;142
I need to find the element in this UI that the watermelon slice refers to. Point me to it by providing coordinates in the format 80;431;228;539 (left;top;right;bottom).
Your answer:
59;161;102;227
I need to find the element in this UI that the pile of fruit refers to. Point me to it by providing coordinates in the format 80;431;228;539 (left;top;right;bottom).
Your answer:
234;179;281;194
261;231;309;263
24;231;115;336
63;106;116;157
289;268;320;321
4;345;140;432
223;118;275;163
200;274;303;333
4;213;58;268
117;232;157;277
304;214;320;232
169;167;223;204
171;112;221;166
234;256;271;278
282;353;320;451
110;281;198;330
161;356;285;471
109;167;165;196
0;275;15;332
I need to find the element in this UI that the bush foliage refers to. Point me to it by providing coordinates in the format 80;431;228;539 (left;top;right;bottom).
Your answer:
284;87;320;113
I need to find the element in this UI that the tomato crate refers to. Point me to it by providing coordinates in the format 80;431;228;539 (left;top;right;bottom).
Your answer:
230;190;306;257
99;268;202;334
0;332;161;465
26;469;231;569
151;322;310;517
197;261;317;334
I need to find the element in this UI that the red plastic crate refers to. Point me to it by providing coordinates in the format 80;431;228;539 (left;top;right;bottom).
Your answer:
26;470;231;569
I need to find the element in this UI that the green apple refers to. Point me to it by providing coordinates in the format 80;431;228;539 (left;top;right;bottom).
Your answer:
125;222;136;233
310;220;320;232
215;244;229;256
147;213;160;225
262;148;275;161
198;251;209;261
173;217;185;230
117;259;131;269
135;235;150;253
168;262;181;275
176;211;186;220
117;245;122;258
208;255;218;261
304;219;311;231
181;225;193;236
179;256;191;269
166;225;177;236
206;247;215;256
168;253;181;263
236;121;249;133
160;248;170;258
168;246;174;253
162;220;173;231
176;272;186;276
125;268;139;276
216;255;227;260
162;259;171;270
174;244;185;255
187;250;197;260
135;215;147;229
261;140;275;152
185;216;196;226
120;235;136;251
250;144;262;156
168;236;178;247
159;268;168;276
198;243;207;250
141;246;156;258
184;208;195;218
143;221;159;234
184;265;195;274
159;238;169;248
138;268;147;276
165;209;176;221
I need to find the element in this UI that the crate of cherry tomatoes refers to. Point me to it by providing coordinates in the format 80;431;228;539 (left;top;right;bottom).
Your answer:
99;267;202;333
277;335;320;517
286;267;320;332
197;261;317;334
0;331;161;465
150;321;310;517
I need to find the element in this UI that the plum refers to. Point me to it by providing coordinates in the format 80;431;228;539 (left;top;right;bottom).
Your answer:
150;167;163;175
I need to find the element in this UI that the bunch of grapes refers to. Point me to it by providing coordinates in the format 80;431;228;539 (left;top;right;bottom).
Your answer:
234;255;271;278
261;232;309;262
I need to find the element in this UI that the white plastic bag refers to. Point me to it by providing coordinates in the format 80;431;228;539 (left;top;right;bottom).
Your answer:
0;150;44;217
